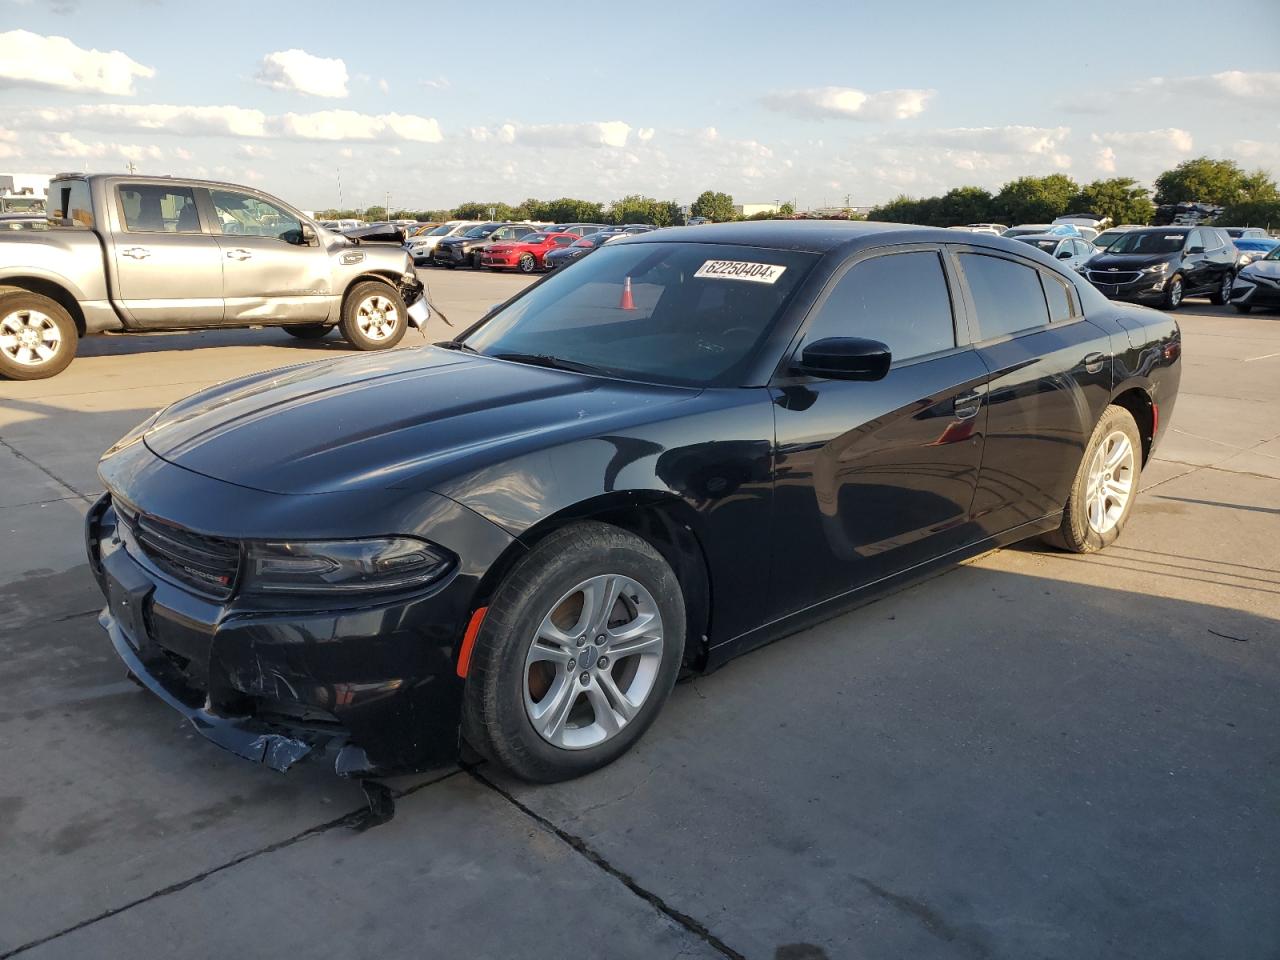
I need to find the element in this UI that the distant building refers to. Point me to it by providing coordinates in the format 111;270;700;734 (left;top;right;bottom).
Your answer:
0;173;51;214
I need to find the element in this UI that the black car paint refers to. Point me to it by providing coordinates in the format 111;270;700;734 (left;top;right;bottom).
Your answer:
1083;226;1237;304
87;222;1182;778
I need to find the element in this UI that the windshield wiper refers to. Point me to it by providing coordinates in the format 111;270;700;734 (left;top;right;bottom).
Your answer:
489;352;608;375
434;340;478;352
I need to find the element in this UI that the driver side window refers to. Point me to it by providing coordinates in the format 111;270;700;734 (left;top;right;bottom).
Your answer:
802;251;957;363
209;189;302;242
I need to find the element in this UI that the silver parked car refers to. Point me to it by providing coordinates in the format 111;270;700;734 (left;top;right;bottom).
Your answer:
0;173;428;379
1013;234;1096;272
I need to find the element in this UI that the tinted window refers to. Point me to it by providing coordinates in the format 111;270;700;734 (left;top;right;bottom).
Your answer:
48;179;93;228
959;253;1050;339
210;189;301;241
1186;229;1206;250
119;185;200;233
1041;273;1072;323
464;241;818;387
803;251;956;361
1017;237;1059;253
1107;231;1186;255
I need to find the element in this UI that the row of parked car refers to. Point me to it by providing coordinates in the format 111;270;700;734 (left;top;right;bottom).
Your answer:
403;220;657;272
953;215;1279;312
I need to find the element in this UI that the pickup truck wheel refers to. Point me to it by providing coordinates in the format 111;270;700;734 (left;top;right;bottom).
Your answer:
283;323;332;340
0;292;77;380
340;281;407;351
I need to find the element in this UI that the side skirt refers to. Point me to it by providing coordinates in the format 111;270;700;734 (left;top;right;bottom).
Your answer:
703;513;1061;671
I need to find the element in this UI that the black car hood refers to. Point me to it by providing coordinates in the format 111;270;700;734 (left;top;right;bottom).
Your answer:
142;349;697;496
1088;251;1175;269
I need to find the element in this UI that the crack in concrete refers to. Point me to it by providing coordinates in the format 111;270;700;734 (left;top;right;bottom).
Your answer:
468;765;746;960
0;768;463;959
854;876;991;958
0;437;91;504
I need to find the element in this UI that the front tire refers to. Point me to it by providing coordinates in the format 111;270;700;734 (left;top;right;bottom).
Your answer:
339;281;407;351
1043;405;1143;554
283;323;332;340
1209;270;1234;305
0;292;77;380
463;522;685;782
1159;274;1184;311
518;253;536;274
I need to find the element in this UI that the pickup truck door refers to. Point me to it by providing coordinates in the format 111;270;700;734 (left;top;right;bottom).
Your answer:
206;188;333;323
111;182;224;326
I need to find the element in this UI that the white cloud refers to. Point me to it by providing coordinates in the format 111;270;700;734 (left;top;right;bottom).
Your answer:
762;86;934;121
0;29;154;95
422;76;451;90
468;121;632;148
1095;146;1117;174
38;132;162;162
0;128;19;161
12;104;443;143
256;49;348;98
636;128;655;142
1143;70;1280;102
238;144;274;159
1092;128;1194;152
377;78;390;94
915;125;1071;156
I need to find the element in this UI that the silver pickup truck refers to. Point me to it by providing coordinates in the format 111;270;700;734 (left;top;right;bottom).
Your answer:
0;173;428;380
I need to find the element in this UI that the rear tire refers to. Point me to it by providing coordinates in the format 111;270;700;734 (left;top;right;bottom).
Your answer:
518;253;536;273
1042;405;1143;554
339;281;406;351
1209;270;1234;305
462;522;685;782
0;291;77;380
283;323;332;340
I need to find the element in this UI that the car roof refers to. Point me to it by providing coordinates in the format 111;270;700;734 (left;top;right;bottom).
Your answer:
623;219;1039;256
1131;226;1189;234
1014;233;1070;242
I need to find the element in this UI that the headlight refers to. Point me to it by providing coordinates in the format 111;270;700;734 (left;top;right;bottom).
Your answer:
1142;262;1170;275
1238;253;1256;266
244;537;453;594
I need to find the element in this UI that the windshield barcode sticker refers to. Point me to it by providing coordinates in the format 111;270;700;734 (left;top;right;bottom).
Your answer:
694;260;787;284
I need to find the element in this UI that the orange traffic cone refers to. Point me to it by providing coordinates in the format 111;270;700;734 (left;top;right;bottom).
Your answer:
619;275;636;310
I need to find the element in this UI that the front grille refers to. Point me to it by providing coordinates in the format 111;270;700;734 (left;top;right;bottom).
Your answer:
115;499;241;599
1088;270;1142;284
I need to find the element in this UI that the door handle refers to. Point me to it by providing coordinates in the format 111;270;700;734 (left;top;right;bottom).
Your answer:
121;247;150;260
953;390;982;420
225;248;253;261
1082;351;1108;374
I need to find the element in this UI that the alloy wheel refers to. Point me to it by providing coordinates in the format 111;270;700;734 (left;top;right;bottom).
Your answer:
1085;430;1135;534
1169;278;1183;307
1221;272;1233;302
523;574;664;750
0;308;62;367
354;295;400;342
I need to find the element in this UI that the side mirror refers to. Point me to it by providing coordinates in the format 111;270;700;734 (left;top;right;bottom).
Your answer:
300;223;317;245
1186;244;1205;255
1057;248;1073;259
794;337;892;381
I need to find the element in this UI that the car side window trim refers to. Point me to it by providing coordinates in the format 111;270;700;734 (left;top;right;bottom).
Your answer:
946;245;1082;344
772;242;975;383
113;181;208;235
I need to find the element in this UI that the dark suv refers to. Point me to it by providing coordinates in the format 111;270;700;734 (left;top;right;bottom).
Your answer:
432;222;539;269
1083;226;1237;310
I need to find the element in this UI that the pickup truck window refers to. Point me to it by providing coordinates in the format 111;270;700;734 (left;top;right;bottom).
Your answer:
210;188;302;243
47;179;93;228
118;185;200;233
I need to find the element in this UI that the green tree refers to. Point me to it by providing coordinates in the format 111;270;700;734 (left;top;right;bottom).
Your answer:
691;190;735;222
936;186;997;226
539;197;605;223
1153;157;1246;206
1217;198;1280;229
994;174;1078;225
867;195;932;224
1070;178;1155;226
363;205;387;222
779;201;795;216
606;195;679;225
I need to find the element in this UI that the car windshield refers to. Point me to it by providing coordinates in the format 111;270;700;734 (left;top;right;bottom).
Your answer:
1017;238;1060;252
427;224;454;236
463;224;495;238
462;241;819;387
1094;230;1124;247
1266;246;1280;262
1107;231;1186;255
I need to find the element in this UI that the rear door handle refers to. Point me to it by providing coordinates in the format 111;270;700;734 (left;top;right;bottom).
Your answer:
121;247;150;260
225;248;253;261
1083;351;1108;374
953;390;982;420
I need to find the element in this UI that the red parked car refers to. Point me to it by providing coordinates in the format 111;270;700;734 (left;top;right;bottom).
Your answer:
481;232;581;272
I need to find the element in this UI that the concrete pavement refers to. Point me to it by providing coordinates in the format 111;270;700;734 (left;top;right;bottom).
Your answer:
1;273;1276;959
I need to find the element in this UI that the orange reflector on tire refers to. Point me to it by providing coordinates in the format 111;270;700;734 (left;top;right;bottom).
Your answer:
456;606;488;678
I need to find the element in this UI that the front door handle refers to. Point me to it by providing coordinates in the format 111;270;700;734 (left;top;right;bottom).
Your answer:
121;247;150;260
225;248;253;261
953;391;982;420
1082;351;1108;374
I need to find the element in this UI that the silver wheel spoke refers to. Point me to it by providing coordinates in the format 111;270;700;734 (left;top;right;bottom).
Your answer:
606;610;659;644
534;676;580;741
607;632;662;660
584;683;623;736
595;669;640;722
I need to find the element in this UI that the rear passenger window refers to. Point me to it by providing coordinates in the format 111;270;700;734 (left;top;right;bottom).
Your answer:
958;253;1050;340
1041;273;1073;323
118;185;200;233
803;251;956;362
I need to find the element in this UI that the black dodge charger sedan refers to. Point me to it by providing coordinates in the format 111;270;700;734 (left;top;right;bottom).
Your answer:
87;222;1182;783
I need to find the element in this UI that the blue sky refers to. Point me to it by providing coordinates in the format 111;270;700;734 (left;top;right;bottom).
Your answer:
1;0;1277;211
